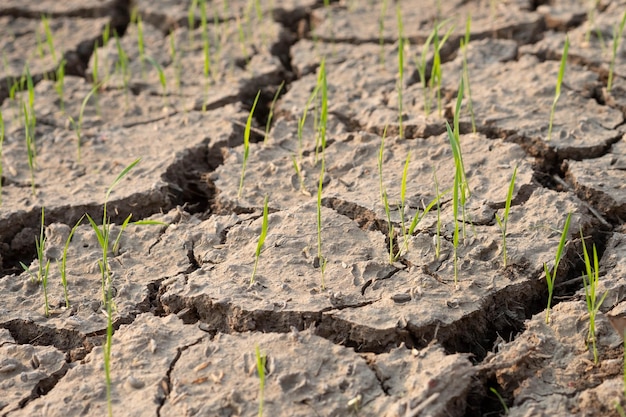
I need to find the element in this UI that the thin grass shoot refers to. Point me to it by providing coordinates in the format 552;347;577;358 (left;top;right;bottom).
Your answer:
396;4;405;138
495;166;517;268
544;212;572;324
547;36;569;141
264;81;284;143
251;196;269;285
608;10;626;92
59;215;85;308
238;90;261;199
255;345;266;417
316;158;327;288
580;229;608;364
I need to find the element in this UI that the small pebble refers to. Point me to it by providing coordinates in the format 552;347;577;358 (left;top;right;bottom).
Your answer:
392;293;411;304
126;375;145;389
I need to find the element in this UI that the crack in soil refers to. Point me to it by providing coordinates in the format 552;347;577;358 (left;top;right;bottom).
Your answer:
155;336;204;417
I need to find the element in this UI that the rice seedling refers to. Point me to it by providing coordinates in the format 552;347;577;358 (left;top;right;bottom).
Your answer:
316;158;327;289
396;4;405;138
250;196;269;286
315;58;328;163
490;387;509;414
42;15;57;62
264;81;284;142
19;207;48;284
378;0;388;66
291;155;305;193
145;56;167;107
238;90;261;199
113;31;130;101
55;59;66;113
617;402;626;417
430;23;454;117
255;345;266;417
169;32;182;93
23;103;37;196
544;212;571;324
580;229;608;364
377;126;396;264
547;36;569;141
433;167;442;258
188;0;198;48
68;82;102;162
446;77;468;286
136;15;146;79
495;166;517;268
585;0;600;43
40;258;52;316
608;10;626;92
461;14;476;133
58;215;85;309
85;158;140;417
236;15;249;64
414;20;451;116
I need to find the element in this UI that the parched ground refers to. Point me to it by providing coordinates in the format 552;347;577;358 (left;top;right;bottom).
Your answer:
1;1;626;416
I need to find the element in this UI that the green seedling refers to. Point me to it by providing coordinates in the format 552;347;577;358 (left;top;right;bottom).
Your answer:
446;77;468;285
59;215;85;308
315;58;328;163
85;158;140;417
316;158;327;289
41;258;51;317
264;81;284;142
608;11;626;92
490;387;509;415
68;82;103;162
377;126;396;263
113;31;130;101
169;32;182;93
145;56;167;107
495;166;518;268
431;22;454;117
236;15;249;62
585;0;600;43
23;103;37;195
544;212;572;324
42;15;57;62
251;196;269;285
461;14;476;133
238;90;261;199
378;0;388;66
414;20;450;116
580;229;608;364
255;345;266;417
20;206;48;284
617;402;626;417
291;155;305;193
396;4;405;138
55;59;66;112
547;36;569;141
188;0;198;47
137;15;146;78
297;82;321;163
433;167;442;258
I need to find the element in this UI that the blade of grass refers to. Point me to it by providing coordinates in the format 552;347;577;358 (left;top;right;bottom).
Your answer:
238;90;261;199
264;81;284;143
251;196;269;285
495;166;518;268
608;11;626;92
544;212;572;323
547;36;569;141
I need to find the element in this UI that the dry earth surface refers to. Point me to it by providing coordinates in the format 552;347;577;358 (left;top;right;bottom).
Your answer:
1;0;626;416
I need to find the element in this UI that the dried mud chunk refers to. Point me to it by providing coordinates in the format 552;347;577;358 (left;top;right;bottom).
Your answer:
565;140;626;222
